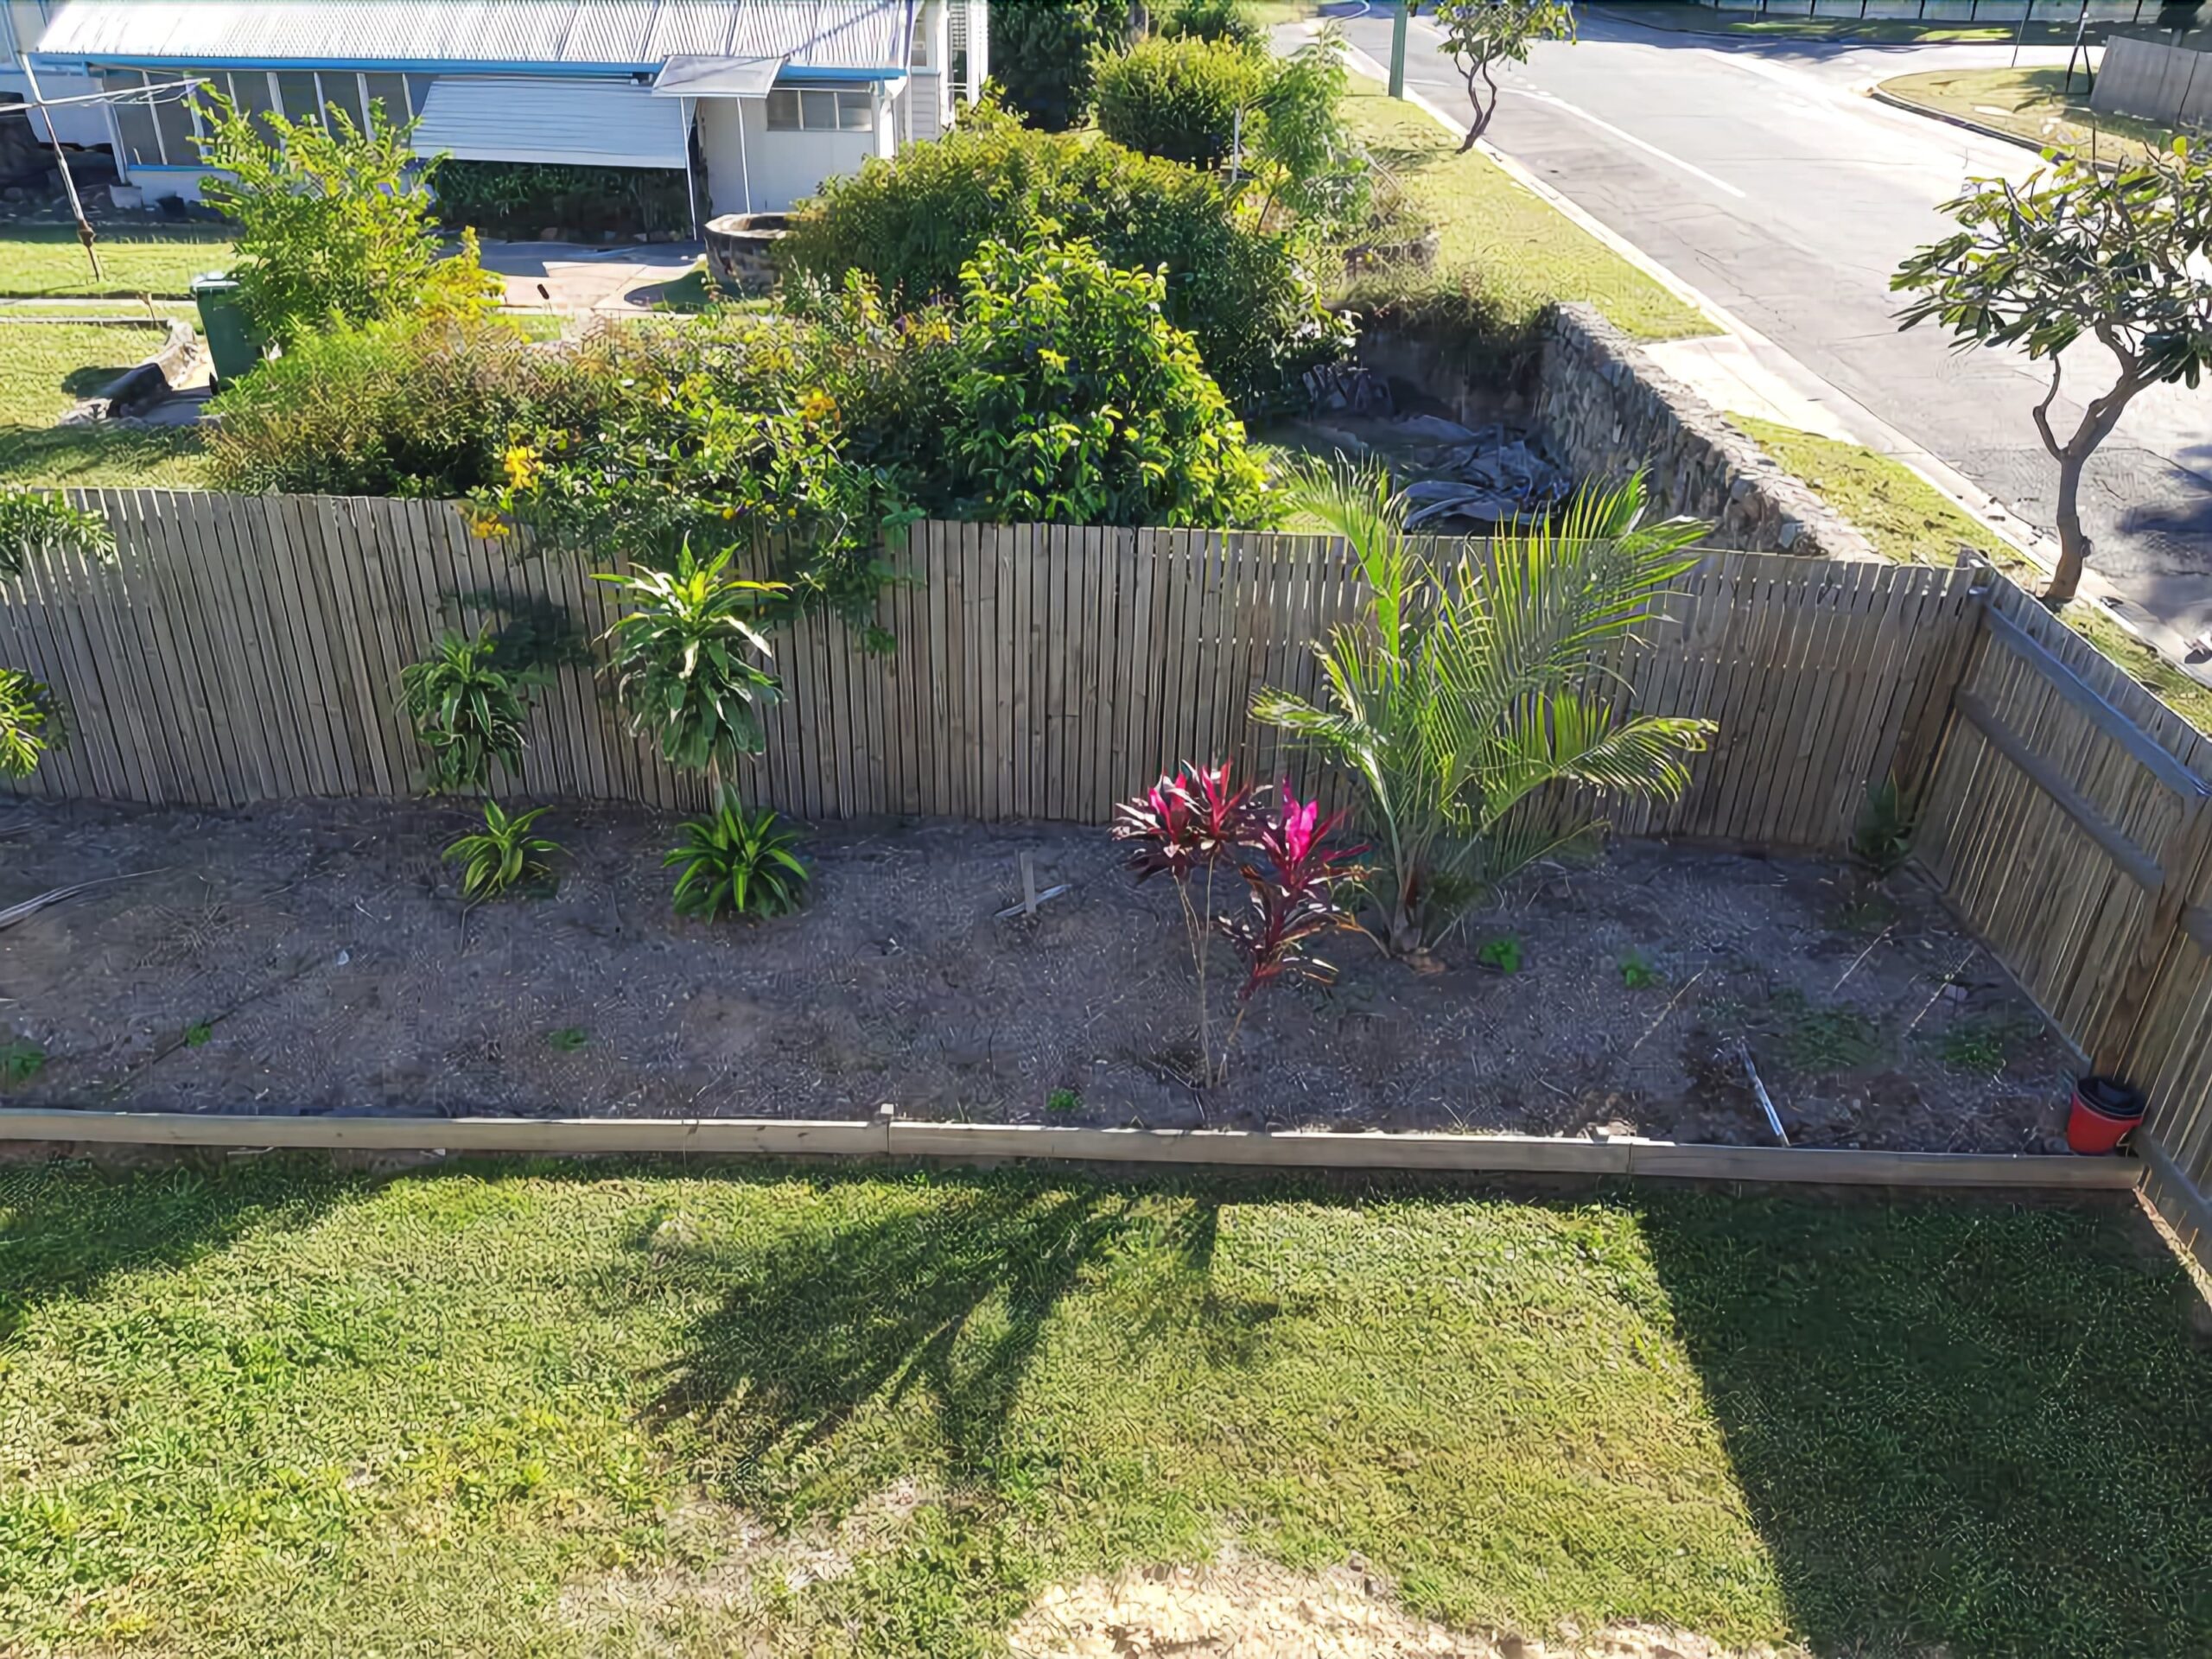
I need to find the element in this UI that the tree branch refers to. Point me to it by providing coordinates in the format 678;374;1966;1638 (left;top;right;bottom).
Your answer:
2031;359;2065;461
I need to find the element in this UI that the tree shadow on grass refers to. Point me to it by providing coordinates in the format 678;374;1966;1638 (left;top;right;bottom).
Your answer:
1639;1192;2212;1659
634;1176;1148;1500
0;1154;353;1344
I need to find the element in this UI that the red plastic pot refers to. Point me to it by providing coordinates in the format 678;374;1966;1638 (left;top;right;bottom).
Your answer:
2066;1076;2145;1155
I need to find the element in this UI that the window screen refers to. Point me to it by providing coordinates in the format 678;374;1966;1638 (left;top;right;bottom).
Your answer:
276;72;321;124
836;91;872;131
363;73;410;125
231;68;282;143
765;87;800;130
104;73;162;168
766;86;871;132
150;77;197;164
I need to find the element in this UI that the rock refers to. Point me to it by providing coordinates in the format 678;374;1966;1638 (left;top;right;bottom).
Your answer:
538;226;564;241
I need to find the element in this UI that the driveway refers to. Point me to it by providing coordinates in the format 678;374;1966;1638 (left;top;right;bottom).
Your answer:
476;239;703;318
1310;3;2212;659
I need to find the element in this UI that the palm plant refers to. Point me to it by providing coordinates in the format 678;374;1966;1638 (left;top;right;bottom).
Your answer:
597;542;787;787
1255;459;1714;957
398;630;537;793
666;800;810;920
0;669;59;779
442;801;563;901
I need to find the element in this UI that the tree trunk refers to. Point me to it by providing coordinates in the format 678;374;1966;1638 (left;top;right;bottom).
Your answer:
2043;448;2093;608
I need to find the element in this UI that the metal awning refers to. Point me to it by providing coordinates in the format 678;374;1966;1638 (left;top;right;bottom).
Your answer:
652;55;785;99
411;77;690;168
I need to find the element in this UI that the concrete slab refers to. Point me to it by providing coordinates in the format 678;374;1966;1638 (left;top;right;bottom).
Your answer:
476;239;706;317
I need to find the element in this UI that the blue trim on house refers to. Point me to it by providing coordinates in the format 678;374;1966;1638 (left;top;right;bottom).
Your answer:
31;55;911;84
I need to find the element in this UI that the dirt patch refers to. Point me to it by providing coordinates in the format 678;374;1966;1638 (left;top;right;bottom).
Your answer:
1008;1554;1801;1658
0;800;2075;1151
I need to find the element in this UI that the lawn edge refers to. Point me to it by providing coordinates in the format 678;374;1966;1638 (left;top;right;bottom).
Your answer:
0;1108;2145;1189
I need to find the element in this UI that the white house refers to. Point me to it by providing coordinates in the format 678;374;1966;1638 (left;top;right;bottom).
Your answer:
27;0;990;225
2;0;106;145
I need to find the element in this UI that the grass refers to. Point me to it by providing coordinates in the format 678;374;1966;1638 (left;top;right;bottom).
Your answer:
1879;67;2186;165
0;1158;2206;1657
1595;2;2138;45
0;225;238;299
0;320;208;486
1736;416;2212;736
1336;79;1714;356
0;321;208;488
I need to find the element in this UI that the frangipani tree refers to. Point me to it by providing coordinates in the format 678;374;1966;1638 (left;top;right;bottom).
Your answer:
1255;461;1713;957
1893;138;2212;607
1430;0;1577;154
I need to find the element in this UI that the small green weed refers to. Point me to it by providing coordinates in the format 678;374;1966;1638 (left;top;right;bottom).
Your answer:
1936;1014;2034;1077
1618;952;1662;990
1770;991;1884;1074
545;1027;589;1053
0;1038;45;1088
1476;935;1522;975
1852;775;1921;877
182;1021;213;1049
1046;1088;1082;1116
1829;891;1900;934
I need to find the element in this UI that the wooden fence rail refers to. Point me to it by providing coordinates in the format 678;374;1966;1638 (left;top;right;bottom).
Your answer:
0;490;1975;849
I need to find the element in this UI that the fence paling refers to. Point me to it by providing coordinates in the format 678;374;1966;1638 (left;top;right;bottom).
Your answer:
1912;569;2212;1263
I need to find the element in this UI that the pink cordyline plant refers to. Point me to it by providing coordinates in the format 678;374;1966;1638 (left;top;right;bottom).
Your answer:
1114;761;1361;1088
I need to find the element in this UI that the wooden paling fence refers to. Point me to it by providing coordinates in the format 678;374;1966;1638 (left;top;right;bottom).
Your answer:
1916;574;2212;1265
7;488;2209;1246
0;491;1974;849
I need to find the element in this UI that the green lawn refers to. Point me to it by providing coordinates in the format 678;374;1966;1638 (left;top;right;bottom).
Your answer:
1738;416;2212;735
0;321;208;487
0;226;238;299
1879;67;2181;164
1594;2;2135;45
1;1159;2205;1657
1337;80;1714;353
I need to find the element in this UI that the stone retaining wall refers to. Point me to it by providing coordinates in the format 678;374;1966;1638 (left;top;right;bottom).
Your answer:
1532;304;1877;560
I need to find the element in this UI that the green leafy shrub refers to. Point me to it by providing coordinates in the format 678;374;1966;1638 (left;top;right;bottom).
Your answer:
1157;0;1262;48
477;306;918;632
1249;28;1369;228
990;0;1130;130
205;315;614;497
443;802;563;901
947;233;1265;527
0;668;60;779
665;800;810;920
598;543;786;781
779;116;1347;412
0;486;114;579
197;96;502;346
1095;35;1268;169
398;630;541;793
435;159;690;238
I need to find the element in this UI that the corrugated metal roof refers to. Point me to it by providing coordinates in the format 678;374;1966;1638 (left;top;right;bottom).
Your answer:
35;1;911;74
413;74;689;164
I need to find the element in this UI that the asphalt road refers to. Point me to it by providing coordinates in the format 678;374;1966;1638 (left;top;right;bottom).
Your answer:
1318;3;2212;650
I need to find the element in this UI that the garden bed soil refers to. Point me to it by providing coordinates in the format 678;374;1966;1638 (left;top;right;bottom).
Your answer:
0;802;2077;1152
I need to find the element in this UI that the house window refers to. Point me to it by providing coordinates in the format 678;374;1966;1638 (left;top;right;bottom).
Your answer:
911;15;931;69
363;73;410;125
275;72;321;125
232;68;283;143
149;72;198;162
102;73;162;167
765;87;873;132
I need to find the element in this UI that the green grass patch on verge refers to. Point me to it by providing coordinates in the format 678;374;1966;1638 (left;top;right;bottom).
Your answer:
1737;416;2212;737
1879;67;2182;165
1595;2;2133;45
0;225;238;299
0;1159;2205;1657
1336;80;1714;359
0;321;208;487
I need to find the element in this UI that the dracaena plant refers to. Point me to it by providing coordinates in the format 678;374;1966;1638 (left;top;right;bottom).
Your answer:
1114;761;1360;1087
